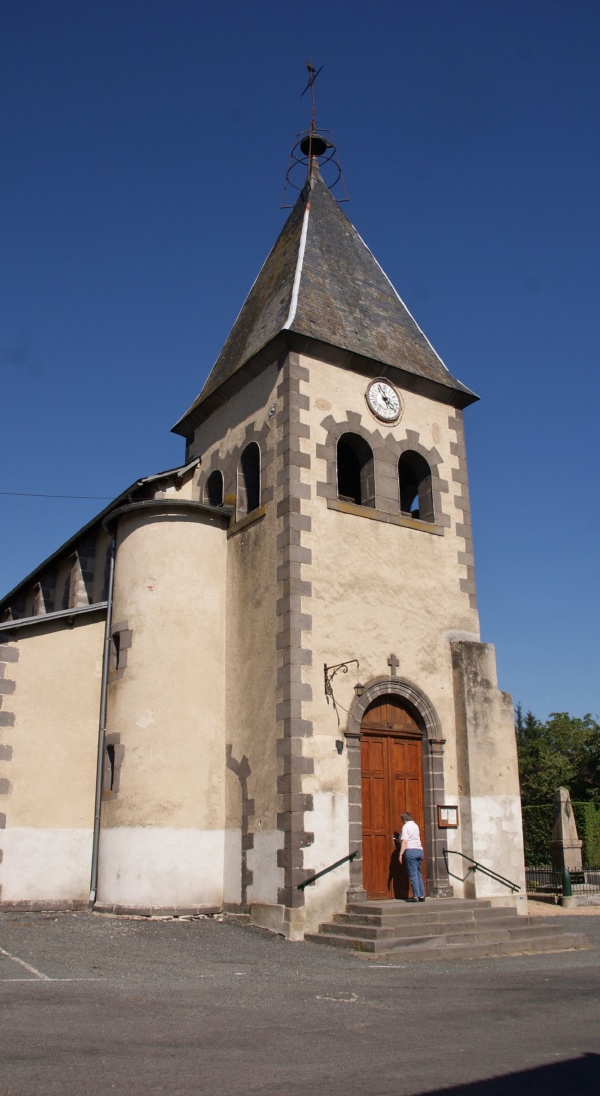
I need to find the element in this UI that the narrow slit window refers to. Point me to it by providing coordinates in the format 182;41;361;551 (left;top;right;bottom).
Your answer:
112;631;121;671
239;443;261;515
105;744;115;792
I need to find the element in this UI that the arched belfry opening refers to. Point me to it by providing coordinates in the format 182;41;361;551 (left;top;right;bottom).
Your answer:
399;451;434;522
204;470;224;508
337;433;375;507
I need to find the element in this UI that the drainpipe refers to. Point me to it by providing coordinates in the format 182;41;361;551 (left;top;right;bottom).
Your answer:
88;530;116;909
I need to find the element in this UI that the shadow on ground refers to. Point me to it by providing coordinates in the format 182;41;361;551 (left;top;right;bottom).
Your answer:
420;1053;600;1095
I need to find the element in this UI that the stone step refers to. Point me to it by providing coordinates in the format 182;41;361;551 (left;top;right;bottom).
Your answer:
332;915;534;940
320;920;443;941
348;898;491;915
305;929;589;959
305;931;433;953
310;925;539;951
387;932;590;961
334;908;521;929
505;922;567;940
443;923;564;946
308;898;590;961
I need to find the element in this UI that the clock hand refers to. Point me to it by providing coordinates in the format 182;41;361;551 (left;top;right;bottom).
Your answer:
376;384;394;407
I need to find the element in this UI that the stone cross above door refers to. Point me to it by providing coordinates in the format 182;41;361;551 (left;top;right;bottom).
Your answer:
387;654;399;676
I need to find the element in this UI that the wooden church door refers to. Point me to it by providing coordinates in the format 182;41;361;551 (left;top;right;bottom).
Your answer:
360;696;426;900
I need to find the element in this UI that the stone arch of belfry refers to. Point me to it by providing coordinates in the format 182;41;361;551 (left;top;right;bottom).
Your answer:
344;676;453;901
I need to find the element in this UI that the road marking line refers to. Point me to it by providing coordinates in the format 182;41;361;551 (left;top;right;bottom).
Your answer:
0;946;50;980
316;992;358;1003
1;977;102;983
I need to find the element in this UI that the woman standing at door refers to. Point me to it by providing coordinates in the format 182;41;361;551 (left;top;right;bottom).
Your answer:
398;812;425;902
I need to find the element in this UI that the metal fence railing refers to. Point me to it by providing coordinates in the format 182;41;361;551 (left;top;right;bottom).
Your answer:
526;866;600;899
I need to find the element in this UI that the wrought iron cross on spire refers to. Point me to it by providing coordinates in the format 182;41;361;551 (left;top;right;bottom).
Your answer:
300;59;323;135
281;61;348;206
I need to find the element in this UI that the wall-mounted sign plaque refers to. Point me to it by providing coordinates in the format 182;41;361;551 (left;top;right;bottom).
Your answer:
437;805;459;829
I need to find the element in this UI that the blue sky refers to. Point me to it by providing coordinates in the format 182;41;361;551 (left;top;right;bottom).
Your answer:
1;0;598;720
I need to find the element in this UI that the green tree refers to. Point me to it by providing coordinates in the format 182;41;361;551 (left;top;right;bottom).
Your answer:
516;707;600;808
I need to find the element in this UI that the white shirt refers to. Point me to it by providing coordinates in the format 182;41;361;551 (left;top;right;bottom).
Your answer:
400;821;423;850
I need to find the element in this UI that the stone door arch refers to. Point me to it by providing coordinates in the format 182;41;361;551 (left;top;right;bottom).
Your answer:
345;677;452;902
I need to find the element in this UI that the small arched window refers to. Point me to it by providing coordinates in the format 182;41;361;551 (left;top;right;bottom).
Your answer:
399;451;434;522
204;470;224;507
238;442;261;516
337;433;375;508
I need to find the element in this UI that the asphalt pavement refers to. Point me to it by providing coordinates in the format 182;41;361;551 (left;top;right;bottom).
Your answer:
1;910;599;1095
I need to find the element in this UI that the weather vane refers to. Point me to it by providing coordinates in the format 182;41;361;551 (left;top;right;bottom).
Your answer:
280;61;349;207
300;60;324;135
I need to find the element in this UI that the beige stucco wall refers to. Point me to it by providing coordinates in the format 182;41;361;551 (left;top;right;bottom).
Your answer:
225;510;280;905
452;640;526;904
97;506;227;908
148;464;200;504
188;361;279;510
187;364;282;908
0;618;104;903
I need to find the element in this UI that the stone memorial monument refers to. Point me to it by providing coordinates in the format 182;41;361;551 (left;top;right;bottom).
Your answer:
550;786;583;873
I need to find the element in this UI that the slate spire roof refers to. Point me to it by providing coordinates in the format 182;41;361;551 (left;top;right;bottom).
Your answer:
173;164;476;434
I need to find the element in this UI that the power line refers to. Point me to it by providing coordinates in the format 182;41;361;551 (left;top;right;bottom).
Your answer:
0;491;113;500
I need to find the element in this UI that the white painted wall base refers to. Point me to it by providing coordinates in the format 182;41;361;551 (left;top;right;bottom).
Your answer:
247;829;283;905
284;904;309;942
485;894;529;915
97;827;226;907
303;872;349;935
223;828;242;905
0;828;93;902
458;794;526;899
302;791;350;935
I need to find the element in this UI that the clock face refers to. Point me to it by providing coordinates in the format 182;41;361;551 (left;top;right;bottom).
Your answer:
366;379;401;422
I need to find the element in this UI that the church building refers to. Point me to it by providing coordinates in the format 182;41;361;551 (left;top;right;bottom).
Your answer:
0;129;526;939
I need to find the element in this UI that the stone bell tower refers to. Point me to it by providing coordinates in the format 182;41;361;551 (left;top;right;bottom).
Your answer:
172;124;525;937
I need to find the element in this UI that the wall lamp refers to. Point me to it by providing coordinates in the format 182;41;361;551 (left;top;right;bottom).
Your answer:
324;660;364;705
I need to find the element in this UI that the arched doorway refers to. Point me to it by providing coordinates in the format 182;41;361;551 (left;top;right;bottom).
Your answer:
361;695;426;900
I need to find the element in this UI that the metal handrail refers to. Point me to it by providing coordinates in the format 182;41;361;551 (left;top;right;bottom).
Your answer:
297;851;358;891
443;849;520;893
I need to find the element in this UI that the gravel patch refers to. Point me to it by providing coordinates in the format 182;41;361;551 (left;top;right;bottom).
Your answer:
527;897;600;915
